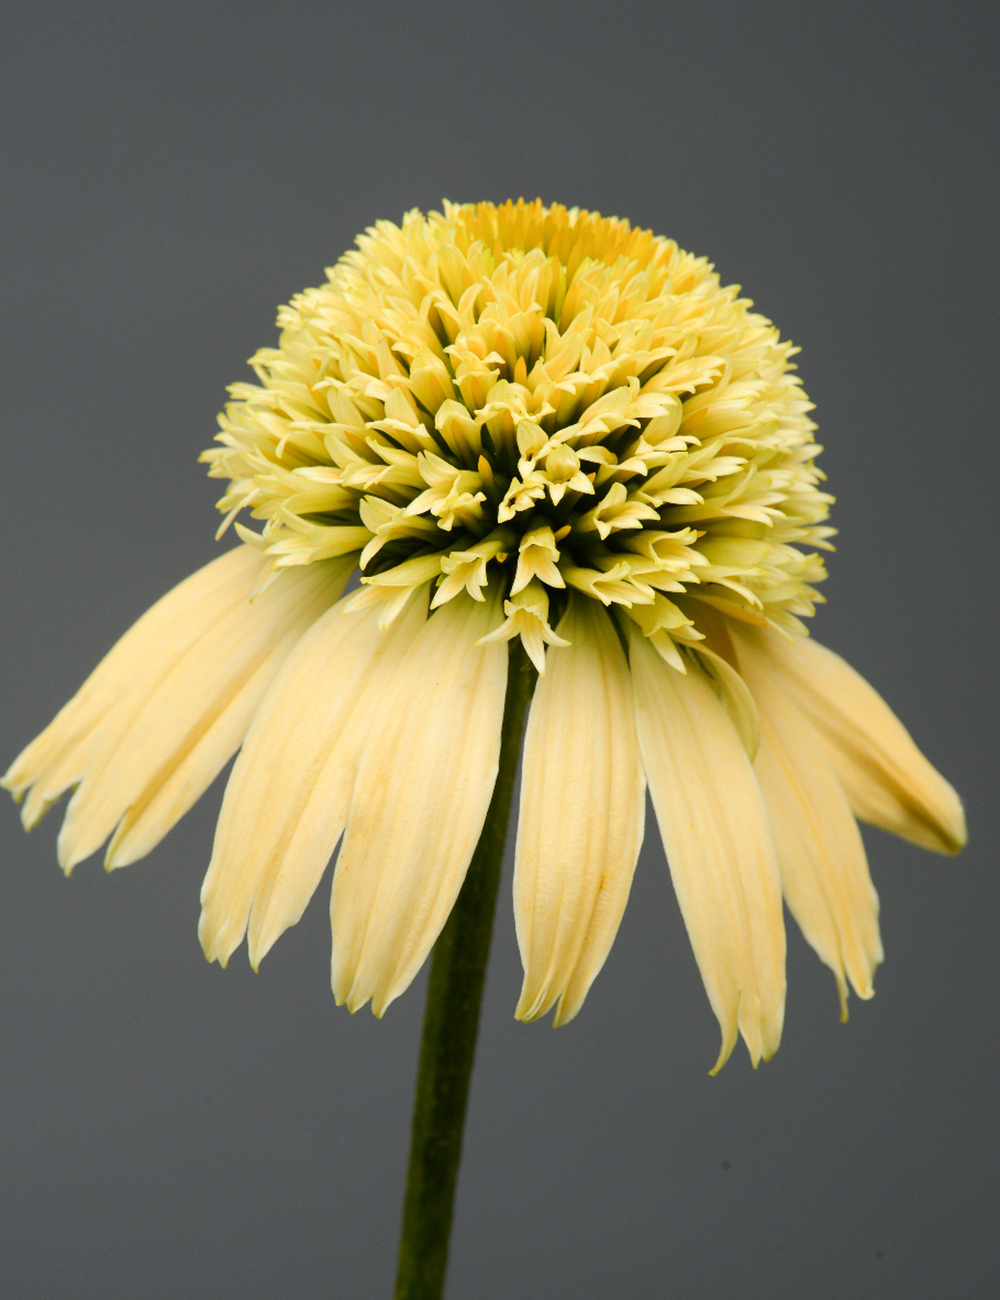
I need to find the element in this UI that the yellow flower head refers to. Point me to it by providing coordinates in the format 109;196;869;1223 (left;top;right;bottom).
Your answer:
206;199;832;665
3;201;966;1071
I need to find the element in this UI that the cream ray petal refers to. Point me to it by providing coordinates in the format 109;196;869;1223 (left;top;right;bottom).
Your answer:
197;593;426;968
514;594;645;1026
55;558;353;873
108;553;367;872
741;656;883;1016
733;625;966;855
4;545;264;826
630;627;786;1071
248;597;429;966
331;591;508;1016
696;645;761;761
106;647;314;871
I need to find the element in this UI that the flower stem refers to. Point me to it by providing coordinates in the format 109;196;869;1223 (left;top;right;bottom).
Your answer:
393;641;534;1300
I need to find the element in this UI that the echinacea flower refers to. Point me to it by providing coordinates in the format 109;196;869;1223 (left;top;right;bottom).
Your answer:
3;200;965;1071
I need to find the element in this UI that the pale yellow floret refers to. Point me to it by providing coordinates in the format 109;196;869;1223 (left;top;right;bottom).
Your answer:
539;442;593;504
511;524;565;595
343;554;442;628
405;452;487;530
433;529;513;607
477;580;569;674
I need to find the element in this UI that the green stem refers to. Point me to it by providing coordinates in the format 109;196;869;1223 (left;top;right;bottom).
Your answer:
393;641;534;1300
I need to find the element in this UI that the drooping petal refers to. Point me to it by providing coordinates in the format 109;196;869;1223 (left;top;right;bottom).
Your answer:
3;544;264;826
55;556;353;872
739;648;883;1017
331;590;508;1016
630;628;786;1071
695;645;761;760
198;591;427;968
514;596;645;1026
733;625;966;855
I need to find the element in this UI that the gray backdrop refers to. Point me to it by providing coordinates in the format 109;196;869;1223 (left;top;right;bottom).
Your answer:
2;2;997;1297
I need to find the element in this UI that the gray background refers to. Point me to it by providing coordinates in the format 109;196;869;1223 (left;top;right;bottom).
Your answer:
1;2;997;1296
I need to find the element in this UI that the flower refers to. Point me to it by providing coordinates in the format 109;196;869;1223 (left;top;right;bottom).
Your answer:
3;200;965;1071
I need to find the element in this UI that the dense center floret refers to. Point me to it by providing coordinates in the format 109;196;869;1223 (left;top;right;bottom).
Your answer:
203;200;833;667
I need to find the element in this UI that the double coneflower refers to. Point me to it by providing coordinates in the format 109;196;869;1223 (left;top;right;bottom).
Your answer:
4;200;965;1070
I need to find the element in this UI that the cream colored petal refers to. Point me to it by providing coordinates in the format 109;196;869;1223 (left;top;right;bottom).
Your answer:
56;558;353;873
741;656;883;1018
198;592;426;968
106;651;306;870
630;628;786;1071
514;595;645;1026
733;625;966;855
331;591;508;1016
695;645;761;760
3;545;264;826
